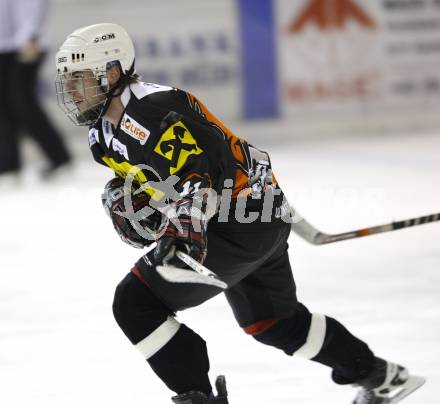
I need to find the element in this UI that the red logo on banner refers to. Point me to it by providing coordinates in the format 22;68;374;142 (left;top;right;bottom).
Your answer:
288;0;375;33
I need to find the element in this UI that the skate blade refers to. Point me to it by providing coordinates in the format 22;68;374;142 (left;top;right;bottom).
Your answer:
387;375;426;404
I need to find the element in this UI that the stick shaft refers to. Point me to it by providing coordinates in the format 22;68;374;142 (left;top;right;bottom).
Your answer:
291;211;440;245
175;250;221;280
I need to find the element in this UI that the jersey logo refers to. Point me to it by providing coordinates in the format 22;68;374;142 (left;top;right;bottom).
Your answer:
111;138;129;160
154;121;203;175
88;128;98;146
120;113;150;145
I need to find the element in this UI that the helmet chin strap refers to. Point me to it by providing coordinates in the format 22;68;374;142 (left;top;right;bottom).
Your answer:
98;61;135;121
76;103;105;125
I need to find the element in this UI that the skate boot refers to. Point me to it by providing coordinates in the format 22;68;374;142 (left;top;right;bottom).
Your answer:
353;358;425;404
172;375;228;404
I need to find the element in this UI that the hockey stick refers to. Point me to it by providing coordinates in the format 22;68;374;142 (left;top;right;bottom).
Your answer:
290;209;440;245
156;250;228;289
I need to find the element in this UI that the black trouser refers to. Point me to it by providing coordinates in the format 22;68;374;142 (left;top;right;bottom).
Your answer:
0;53;19;173
0;52;70;174
113;222;375;395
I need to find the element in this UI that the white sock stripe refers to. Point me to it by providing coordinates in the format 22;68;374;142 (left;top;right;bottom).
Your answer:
294;313;326;359
135;316;181;360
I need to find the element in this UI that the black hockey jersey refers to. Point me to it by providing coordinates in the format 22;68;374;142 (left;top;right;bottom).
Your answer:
89;81;289;226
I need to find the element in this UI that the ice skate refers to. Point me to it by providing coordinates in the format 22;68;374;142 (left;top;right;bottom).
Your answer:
172;375;228;404
353;358;425;404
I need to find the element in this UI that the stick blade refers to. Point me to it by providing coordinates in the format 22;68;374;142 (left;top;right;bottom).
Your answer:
156;264;227;289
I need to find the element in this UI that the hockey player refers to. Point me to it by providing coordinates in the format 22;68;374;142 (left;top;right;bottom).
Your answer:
55;23;424;404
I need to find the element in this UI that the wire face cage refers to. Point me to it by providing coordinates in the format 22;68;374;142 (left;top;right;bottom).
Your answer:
55;69;109;126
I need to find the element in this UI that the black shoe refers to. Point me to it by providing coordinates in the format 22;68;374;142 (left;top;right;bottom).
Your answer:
353;358;425;404
0;171;21;188
40;160;72;181
172;375;228;404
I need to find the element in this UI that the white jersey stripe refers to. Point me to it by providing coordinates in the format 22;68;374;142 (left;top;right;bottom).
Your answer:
120;85;132;108
294;313;326;359
135;316;181;360
130;82;173;100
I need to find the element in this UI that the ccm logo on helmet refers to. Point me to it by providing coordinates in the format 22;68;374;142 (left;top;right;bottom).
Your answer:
93;33;116;43
58;57;67;63
120;113;150;145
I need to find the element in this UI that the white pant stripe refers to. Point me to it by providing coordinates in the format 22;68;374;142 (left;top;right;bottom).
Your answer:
294;313;326;359
135;316;181;360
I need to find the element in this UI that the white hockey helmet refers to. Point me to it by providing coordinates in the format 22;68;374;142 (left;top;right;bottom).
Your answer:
55;23;136;126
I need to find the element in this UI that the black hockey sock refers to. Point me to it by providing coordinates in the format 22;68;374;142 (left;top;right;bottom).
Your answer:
312;316;375;384
249;304;375;385
112;273;212;395
251;303;312;354
148;324;212;395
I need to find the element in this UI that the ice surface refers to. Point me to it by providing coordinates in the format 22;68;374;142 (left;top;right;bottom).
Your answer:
1;129;439;404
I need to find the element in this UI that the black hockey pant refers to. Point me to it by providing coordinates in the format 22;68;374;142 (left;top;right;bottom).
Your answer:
112;222;376;395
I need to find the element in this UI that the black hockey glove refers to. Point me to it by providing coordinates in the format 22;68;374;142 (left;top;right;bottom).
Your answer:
101;177;162;249
154;198;207;267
